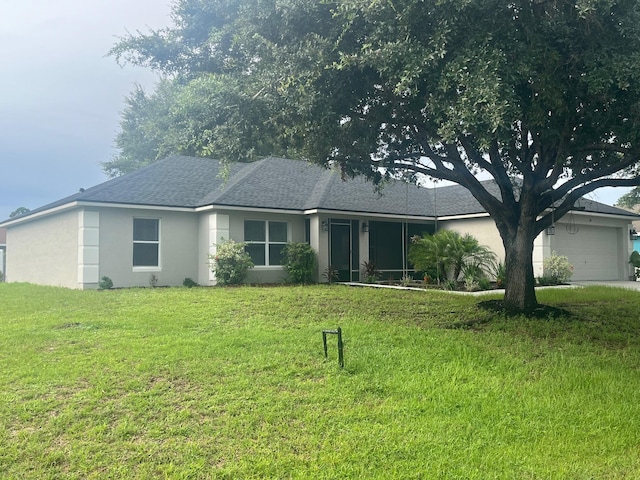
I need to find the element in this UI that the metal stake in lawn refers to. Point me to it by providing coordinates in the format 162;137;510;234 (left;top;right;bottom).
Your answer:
322;327;344;368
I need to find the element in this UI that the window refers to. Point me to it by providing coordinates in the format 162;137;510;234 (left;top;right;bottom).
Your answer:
133;218;159;268
244;220;288;266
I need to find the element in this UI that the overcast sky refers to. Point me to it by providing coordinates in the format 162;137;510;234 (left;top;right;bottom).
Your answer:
0;0;170;221
0;1;631;221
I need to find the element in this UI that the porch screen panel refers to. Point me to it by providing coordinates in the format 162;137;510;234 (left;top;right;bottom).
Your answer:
369;221;403;270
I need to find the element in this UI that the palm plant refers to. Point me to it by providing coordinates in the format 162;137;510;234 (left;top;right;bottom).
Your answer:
409;230;496;282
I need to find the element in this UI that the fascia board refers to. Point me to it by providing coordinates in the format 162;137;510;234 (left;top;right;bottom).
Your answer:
0;201;80;227
195;204;302;215
303;208;435;221
436;213;491;221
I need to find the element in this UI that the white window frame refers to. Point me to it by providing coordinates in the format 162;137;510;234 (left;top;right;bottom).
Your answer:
244;220;289;267
132;218;161;271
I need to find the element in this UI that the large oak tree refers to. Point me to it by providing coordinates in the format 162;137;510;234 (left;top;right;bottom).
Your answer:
110;0;640;311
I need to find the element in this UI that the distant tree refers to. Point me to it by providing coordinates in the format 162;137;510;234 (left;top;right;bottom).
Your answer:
9;207;30;218
615;188;640;210
111;0;640;312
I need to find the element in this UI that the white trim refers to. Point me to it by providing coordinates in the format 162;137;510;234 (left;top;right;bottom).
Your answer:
196;204;301;215
77;202;194;213
303;208;435;221
0;201;195;228
437;213;491;221
132;217;161;270
0;201;80;227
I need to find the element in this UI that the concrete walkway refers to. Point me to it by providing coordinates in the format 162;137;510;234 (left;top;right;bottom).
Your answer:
343;280;640;295
569;280;640;291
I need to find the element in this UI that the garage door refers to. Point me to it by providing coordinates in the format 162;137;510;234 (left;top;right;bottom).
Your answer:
553;224;620;281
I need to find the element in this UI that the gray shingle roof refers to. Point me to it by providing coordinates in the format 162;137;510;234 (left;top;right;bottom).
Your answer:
2;155;637;222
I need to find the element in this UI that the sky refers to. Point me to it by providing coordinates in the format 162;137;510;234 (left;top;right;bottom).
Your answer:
0;0;171;221
0;1;632;221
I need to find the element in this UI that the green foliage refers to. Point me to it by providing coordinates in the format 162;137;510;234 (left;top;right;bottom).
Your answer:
493;262;507;288
443;279;458;291
322;265;339;284
542;251;574;285
281;242;317;284
409;230;496;282
615;188;640;209
9;206;30;218
361;260;380;283
209;239;254;286
629;251;640;279
98;276;113;290
182;277;198;288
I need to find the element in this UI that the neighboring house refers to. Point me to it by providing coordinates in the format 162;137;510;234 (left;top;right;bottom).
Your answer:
0;155;637;289
0;227;5;281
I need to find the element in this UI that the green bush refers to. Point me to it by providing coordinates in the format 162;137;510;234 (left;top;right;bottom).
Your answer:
493;262;506;287
209;239;254;286
542;251;574;284
409;229;496;282
322;266;339;284
361;260;380;283
282;242;317;284
98;276;113;290
630;251;640;279
183;277;198;288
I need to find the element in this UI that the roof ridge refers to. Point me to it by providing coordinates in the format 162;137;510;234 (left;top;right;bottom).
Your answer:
303;165;340;210
195;158;267;206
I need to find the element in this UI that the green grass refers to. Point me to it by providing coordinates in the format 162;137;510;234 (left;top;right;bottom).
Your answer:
1;283;639;479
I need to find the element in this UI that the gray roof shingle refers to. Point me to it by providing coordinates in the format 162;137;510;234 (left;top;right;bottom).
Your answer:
3;155;637;222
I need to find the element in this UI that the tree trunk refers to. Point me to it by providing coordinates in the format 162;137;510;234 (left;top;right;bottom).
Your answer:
502;229;538;312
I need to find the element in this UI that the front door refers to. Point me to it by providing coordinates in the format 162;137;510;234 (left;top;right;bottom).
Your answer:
330;222;352;282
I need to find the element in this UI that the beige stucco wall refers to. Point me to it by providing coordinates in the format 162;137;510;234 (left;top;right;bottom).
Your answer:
6;209;79;287
97;207;200;288
439;215;505;262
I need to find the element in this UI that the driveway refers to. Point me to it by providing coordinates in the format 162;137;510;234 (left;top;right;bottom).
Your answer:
570;281;640;291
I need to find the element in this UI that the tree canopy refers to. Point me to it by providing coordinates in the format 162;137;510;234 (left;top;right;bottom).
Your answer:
110;0;640;311
615;187;640;210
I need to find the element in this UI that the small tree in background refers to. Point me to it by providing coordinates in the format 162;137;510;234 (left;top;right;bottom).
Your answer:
282;242;317;284
210;239;254;286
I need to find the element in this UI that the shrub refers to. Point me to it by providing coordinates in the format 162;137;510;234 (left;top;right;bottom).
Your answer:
322;265;339;284
408;229;496;282
282;242;317;284
542;251;574;284
401;274;413;286
209;239;254;286
361;260;380;283
183;277;198;288
630;251;640;279
537;276;558;286
478;277;492;291
444;279;458;291
493;262;506;287
98;276;113;290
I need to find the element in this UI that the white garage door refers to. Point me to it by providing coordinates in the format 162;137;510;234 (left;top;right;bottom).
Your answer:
553;224;620;281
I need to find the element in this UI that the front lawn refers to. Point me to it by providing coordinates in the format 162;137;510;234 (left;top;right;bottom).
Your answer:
1;283;639;478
